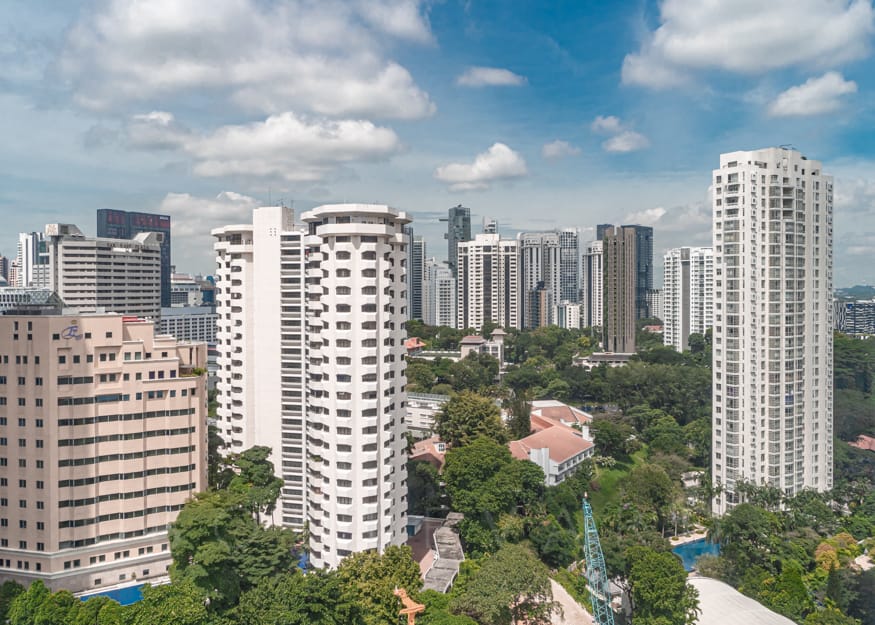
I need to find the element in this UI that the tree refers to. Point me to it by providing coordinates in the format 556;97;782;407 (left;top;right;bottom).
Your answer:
590;418;633;458
125;580;210;625
335;545;422;625
628;546;700;625
450;544;558;625
207;424;234;489
434;391;506;448
228;445;284;521
407;459;444;516
8;580;51;625
0;580;24;625
756;560;814;622
710;503;782;580
235;570;362;625
622;464;678;534
529;515;578;568
505;389;532;440
804;609;861;625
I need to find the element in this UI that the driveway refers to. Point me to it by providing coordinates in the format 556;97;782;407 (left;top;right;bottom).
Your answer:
550;578;594;625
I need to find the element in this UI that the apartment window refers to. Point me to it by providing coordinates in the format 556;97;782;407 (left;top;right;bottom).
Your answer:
36;481;43;489
58;355;66;364
73;355;80;364
35;419;43;428
18;480;25;488
18;520;26;529
17;418;24;427
36;543;44;552
36;460;43;469
19;500;26;508
36;522;44;530
36;501;43;510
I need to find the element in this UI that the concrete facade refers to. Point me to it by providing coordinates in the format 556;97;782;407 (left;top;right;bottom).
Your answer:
602;227;637;353
0;313;207;592
457;233;519;331
712;147;833;514
663;247;714;352
212;206;308;528
302;204;409;569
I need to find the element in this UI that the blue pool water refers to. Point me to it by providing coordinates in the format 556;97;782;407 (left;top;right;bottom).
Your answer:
672;538;720;571
79;584;145;606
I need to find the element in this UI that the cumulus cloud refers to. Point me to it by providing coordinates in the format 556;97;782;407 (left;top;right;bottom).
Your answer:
126;111;402;182
541;140;581;160
456;66;527;87
434;143;527;191
622;0;875;88
768;72;858;116
158;190;261;270
624;201;712;246
58;0;435;119
591;116;649;153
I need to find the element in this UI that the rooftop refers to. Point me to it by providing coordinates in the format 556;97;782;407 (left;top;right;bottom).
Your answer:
689;577;795;625
509;425;593;464
530;400;592;428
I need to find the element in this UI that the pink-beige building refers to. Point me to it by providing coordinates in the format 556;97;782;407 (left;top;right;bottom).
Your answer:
0;312;207;592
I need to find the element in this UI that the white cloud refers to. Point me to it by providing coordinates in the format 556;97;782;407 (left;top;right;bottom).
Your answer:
541;140;581;160
603;131;650;153
591;116;649;153
624;206;667;226
768;72;858;116
158;191;261;269
622;0;875;88
456;66;527;87
434;143;528;191
127;111;402;182
590;115;624;134
59;0;435;119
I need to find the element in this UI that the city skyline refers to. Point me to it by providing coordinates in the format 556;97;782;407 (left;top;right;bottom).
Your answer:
0;1;874;285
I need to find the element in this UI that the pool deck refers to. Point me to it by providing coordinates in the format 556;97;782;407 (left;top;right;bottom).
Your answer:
75;576;170;600
669;527;708;546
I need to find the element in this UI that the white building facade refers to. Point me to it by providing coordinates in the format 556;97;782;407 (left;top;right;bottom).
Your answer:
212;207;308;528
424;259;456;328
457;233;519;330
581;240;604;329
518;231;561;328
302;204;409;569
712;148;833;514
44;224;162;319
663;247;714;352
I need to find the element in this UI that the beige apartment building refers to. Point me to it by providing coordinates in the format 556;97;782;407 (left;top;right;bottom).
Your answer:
0;312;207;592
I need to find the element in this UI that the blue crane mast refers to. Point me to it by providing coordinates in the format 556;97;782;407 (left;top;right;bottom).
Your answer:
581;498;615;625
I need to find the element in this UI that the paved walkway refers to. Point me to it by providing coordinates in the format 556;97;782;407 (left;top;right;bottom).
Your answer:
550;579;593;625
855;553;874;571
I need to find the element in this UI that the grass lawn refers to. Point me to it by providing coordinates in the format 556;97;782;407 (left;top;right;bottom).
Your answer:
587;448;647;516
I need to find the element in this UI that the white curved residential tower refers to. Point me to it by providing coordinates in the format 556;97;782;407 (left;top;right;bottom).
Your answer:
302;204;409;569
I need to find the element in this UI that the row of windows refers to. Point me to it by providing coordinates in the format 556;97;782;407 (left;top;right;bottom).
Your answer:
0;518;44;530
0;438;44;448
58;445;196;467
59;463;197;488
0;478;43;489
0;458;43;469
0;498;44;509
59;485;194;512
59;524;167;550
0;417;43;427
58;426;196;447
58;500;186;529
0;355;39;365
59;407;195;427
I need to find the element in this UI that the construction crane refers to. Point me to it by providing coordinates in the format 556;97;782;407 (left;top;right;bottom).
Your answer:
582;498;615;625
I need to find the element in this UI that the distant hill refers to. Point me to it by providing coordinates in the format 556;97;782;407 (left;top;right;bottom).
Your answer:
836;285;875;300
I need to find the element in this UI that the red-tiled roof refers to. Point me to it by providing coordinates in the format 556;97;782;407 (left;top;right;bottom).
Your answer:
530;400;592;428
509;425;593;463
460;335;486;344
850;434;875;452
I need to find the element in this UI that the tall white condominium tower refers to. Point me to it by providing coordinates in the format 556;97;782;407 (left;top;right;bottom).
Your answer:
663;247;714;352
424;258;456;328
457;233;519;330
712;147;833;515
212;207;308;527
302;204;410;568
581;240;604;328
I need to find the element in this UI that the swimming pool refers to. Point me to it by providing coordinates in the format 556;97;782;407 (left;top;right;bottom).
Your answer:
79;583;145;606
672;538;720;571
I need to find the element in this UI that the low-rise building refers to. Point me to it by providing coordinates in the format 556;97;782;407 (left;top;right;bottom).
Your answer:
509;425;594;486
407;393;450;439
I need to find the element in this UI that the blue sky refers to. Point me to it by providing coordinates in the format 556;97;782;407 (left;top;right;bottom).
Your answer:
1;0;874;285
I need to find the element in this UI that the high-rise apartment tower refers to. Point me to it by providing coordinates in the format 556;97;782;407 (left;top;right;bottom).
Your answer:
602;227;637;353
711;147;833;514
457;233;519;330
663;247;714;352
441;205;471;277
302;204;409;569
212;207;308;527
